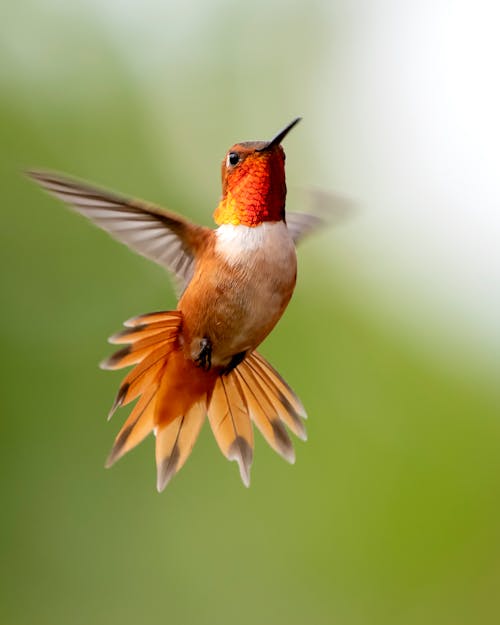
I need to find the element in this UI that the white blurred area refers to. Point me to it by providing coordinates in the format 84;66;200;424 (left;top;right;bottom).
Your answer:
5;0;500;381
314;0;500;381
97;0;500;379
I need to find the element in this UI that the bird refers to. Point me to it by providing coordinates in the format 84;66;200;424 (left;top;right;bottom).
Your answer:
28;117;326;491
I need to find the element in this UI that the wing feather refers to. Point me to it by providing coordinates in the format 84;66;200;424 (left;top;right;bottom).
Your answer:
287;190;355;244
27;170;208;290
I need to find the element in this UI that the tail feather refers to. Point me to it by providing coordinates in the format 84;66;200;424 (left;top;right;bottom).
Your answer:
245;354;307;440
104;311;182;418
107;340;180;416
207;374;254;487
101;311;307;490
155;401;206;491
252;352;307;418
123;311;182;327
233;366;295;463
100;336;177;371
109;318;182;345
105;387;158;467
103;310;214;487
106;353;165;419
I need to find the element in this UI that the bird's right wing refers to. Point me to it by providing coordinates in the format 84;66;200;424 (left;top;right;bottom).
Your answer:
27;170;209;291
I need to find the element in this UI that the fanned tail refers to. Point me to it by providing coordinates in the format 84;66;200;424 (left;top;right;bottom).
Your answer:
101;311;217;490
101;312;307;489
207;351;307;487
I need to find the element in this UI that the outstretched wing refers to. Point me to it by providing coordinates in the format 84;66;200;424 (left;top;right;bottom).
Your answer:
287;189;355;245
27;170;208;290
286;212;323;244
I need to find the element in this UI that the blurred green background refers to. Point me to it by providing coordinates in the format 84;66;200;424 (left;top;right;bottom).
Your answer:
1;2;500;624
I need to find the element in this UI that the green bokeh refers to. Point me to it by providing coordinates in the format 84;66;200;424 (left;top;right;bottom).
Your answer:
1;4;500;625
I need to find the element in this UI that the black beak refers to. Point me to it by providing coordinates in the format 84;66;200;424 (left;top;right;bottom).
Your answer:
258;117;301;151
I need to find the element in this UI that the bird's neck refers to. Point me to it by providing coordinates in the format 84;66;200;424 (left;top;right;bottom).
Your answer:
213;173;286;227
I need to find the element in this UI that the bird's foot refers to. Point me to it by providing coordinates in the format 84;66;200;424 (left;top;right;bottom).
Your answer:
195;337;212;371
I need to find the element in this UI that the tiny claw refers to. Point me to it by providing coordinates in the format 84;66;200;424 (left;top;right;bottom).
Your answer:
195;337;212;371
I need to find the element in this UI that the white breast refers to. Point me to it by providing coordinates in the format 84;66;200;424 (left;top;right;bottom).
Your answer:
212;221;297;357
215;221;295;268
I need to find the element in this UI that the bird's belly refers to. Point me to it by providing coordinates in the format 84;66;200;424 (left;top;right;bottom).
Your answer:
214;267;294;358
179;222;297;367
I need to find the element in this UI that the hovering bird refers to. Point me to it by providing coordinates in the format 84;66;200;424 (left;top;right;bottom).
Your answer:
29;118;326;490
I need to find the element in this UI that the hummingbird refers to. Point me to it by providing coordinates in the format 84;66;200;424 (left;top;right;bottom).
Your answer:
28;117;325;490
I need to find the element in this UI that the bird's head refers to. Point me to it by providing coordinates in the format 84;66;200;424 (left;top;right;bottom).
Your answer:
214;118;301;227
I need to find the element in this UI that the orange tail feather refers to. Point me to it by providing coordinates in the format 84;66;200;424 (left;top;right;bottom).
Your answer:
102;311;217;489
102;311;307;489
207;373;254;487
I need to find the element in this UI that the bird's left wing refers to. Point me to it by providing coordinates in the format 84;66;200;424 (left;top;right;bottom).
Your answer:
286;190;355;245
27;170;208;291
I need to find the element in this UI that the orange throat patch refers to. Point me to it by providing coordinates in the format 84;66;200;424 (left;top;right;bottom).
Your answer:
213;192;274;227
214;151;286;226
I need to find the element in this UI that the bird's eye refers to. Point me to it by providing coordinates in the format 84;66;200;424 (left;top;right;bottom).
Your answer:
227;152;240;167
